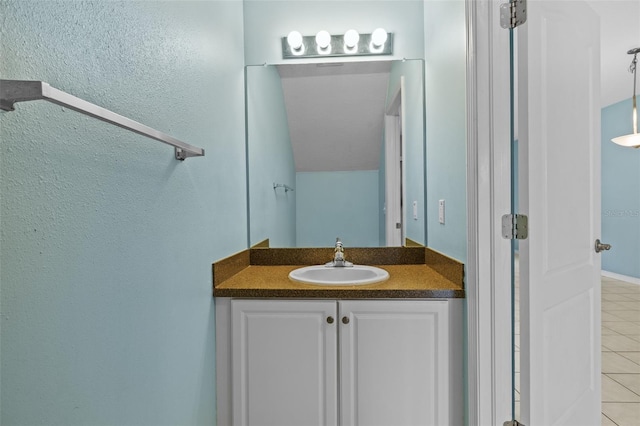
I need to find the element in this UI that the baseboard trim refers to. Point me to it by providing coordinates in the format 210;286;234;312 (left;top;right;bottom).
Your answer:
602;270;640;286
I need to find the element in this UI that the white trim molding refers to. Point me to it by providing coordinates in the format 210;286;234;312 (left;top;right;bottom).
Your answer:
602;270;640;286
466;0;513;424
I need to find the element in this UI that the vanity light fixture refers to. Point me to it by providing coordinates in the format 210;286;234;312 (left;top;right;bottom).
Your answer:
612;47;640;148
281;28;393;59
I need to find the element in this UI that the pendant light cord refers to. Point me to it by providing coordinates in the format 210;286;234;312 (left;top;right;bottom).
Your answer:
611;47;640;147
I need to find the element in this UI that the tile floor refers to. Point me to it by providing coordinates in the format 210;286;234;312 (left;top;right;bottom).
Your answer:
600;276;640;426
513;273;640;425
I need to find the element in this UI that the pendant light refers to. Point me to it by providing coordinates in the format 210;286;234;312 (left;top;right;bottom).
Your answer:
612;47;640;148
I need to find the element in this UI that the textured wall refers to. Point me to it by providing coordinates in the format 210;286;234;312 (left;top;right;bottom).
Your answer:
601;98;640;279
0;1;246;424
424;0;467;263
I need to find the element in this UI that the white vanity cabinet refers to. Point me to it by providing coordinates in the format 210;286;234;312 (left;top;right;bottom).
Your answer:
215;298;463;426
231;300;338;426
339;300;454;426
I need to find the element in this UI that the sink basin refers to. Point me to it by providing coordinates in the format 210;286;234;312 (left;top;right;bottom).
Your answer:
289;265;390;286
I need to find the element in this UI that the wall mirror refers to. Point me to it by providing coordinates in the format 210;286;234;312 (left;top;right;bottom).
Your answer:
246;59;425;248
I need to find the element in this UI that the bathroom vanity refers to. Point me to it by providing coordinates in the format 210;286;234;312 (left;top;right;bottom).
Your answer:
213;247;465;426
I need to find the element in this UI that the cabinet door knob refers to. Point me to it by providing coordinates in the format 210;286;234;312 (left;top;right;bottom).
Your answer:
326;316;334;324
342;316;350;324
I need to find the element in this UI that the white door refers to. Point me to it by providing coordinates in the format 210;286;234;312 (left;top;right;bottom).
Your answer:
517;1;602;424
339;300;450;426
231;299;338;426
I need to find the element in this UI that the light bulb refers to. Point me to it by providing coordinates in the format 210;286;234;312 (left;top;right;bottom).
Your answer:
371;28;388;47
315;30;331;50
344;29;360;48
287;31;303;51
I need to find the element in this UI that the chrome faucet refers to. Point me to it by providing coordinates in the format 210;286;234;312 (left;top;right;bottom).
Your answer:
326;237;353;267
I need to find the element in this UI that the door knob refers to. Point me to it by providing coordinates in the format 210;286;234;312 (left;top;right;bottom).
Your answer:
342;316;350;324
326;316;334;324
595;239;612;253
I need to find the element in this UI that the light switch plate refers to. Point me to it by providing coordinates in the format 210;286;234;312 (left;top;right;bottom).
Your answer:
438;199;445;224
413;201;418;220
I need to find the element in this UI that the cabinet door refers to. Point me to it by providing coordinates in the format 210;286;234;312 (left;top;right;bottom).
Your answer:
339;300;449;426
231;299;338;426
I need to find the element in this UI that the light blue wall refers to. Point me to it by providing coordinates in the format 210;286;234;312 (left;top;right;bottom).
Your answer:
243;0;424;65
0;1;246;424
424;0;467;263
387;59;426;245
246;65;296;247
296;171;380;247
601;98;640;279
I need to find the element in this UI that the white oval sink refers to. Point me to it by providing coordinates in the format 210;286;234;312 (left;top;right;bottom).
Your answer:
289;265;390;286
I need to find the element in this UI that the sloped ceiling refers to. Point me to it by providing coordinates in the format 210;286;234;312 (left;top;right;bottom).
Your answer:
277;61;391;172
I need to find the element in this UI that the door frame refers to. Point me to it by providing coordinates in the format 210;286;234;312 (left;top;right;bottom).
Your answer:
385;78;406;246
465;0;513;424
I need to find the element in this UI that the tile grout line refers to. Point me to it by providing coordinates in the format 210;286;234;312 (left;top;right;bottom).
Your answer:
602;412;619;426
603;372;640;398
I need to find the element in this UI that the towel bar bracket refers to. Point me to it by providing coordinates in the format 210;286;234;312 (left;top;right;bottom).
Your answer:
175;147;205;161
273;182;294;192
1;99;16;112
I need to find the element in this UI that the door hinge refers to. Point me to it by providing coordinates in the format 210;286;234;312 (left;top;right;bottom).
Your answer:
502;214;528;240
500;0;527;29
504;421;526;426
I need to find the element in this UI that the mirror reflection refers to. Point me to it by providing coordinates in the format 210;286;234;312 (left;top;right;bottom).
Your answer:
247;59;425;248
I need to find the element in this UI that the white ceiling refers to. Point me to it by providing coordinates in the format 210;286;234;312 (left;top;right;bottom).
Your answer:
590;0;640;107
277;3;640;172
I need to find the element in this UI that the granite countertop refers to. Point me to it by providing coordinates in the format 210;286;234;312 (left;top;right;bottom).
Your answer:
212;246;465;299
